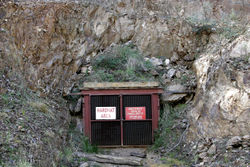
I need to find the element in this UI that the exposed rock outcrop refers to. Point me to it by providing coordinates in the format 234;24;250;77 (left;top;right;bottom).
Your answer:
2;0;248;95
188;27;250;140
189;135;250;166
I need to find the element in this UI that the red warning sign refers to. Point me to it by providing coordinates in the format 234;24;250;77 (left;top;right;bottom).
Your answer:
125;107;146;120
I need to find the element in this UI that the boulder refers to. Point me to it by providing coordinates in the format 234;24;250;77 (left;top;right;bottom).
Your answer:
74;152;143;166
171;52;179;62
164;59;170;66
149;57;163;66
81;67;88;74
161;84;187;102
74;98;82;113
166;69;176;78
207;144;217;155
79;162;89;167
226;136;242;149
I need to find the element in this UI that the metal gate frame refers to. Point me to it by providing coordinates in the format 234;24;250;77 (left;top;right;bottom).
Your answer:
81;88;163;146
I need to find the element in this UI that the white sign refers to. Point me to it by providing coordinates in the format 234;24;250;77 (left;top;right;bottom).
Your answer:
96;107;116;120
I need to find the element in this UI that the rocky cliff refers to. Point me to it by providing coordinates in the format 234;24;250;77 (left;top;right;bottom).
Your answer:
0;0;249;166
2;0;248;95
188;27;250;139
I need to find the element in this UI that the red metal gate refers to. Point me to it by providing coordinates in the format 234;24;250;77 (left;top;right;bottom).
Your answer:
81;88;162;146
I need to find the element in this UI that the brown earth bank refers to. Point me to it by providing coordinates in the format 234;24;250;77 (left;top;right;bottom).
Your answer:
0;0;249;166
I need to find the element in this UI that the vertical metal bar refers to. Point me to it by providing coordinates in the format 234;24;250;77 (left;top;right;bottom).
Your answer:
88;95;92;143
152;94;159;141
84;95;91;140
119;95;122;145
151;94;154;142
82;96;85;134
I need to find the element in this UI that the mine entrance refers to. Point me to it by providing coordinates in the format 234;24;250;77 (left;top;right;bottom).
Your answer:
81;82;163;146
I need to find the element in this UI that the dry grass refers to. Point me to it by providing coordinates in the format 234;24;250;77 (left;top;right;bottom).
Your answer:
29;101;49;113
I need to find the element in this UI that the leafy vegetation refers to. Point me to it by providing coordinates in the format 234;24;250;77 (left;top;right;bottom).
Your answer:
152;104;186;150
151;103;191;165
58;123;98;166
0;64;69;166
160;156;186;167
85;44;156;82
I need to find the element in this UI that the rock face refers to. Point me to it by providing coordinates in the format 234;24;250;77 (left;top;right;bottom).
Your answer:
190;136;250;166
161;84;187;102
1;0;248;95
188;27;250;140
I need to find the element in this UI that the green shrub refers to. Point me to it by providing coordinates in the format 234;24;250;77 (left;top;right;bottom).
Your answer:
152;103;187;150
86;45;156;82
81;136;98;154
67;123;98;154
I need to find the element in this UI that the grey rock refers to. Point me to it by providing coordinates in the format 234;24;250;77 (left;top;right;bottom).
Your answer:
81;67;88;74
242;135;250;147
167;69;176;78
162;78;171;84
207;144;217;155
203;156;210;163
86;56;91;64
69;103;74;112
150;69;159;76
176;71;181;78
171;52;179;62
164;59;170;66
226;136;242;149
161;73;167;80
149;57;163;66
87;66;93;74
76;118;83;133
157;65;164;70
161;92;187;102
197;142;207;153
166;83;186;92
242;135;250;141
198;152;207;159
183;54;195;61
161;84;187;102
74;98;82;113
130;152;146;158
79;162;89;167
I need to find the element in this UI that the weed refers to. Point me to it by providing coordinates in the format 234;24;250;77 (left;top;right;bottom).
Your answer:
152;104;183;150
79;157;88;162
180;75;188;84
92;165;102;167
17;159;32;167
29;102;49;113
64;147;74;162
151;103;190;165
223;155;229;163
0;93;9;104
81;136;98;153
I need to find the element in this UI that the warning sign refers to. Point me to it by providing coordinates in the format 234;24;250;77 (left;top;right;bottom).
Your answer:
96;107;116;120
125;107;146;120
